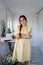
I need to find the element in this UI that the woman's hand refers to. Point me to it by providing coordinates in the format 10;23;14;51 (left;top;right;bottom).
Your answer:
12;34;20;39
21;32;32;39
12;35;15;39
15;34;20;39
26;32;32;39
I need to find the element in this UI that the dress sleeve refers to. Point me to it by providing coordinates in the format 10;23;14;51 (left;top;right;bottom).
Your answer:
15;26;20;34
28;26;32;36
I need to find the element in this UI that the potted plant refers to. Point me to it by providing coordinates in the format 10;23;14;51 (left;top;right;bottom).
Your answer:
7;28;11;33
1;20;6;37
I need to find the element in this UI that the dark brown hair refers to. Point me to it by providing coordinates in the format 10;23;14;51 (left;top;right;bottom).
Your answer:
19;15;27;37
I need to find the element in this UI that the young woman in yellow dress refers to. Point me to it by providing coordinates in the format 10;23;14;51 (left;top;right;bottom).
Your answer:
13;15;32;65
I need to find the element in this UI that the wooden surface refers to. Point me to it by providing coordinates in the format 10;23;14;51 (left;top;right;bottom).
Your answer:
0;40;5;42
0;39;15;43
0;40;11;42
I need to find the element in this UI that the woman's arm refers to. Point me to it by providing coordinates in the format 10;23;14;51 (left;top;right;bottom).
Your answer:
12;32;32;39
12;34;20;39
21;32;32;39
21;34;32;39
12;31;32;39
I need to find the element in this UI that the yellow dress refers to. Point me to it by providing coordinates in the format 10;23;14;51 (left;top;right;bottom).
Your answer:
13;26;32;62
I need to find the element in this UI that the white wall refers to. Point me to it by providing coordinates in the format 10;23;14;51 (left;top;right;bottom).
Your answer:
13;14;38;46
0;0;13;56
37;10;43;53
0;0;14;36
0;0;6;37
28;15;38;46
0;0;6;21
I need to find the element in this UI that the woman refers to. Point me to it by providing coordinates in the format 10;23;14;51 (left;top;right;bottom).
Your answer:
12;15;32;65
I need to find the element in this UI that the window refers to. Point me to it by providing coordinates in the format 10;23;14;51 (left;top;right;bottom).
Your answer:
7;17;12;32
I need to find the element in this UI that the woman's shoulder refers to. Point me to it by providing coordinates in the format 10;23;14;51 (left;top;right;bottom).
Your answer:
16;25;20;29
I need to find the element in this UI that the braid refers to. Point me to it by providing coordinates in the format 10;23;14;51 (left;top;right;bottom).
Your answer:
19;24;22;37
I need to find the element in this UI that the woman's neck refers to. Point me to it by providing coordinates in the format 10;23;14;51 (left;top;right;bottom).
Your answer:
23;24;27;27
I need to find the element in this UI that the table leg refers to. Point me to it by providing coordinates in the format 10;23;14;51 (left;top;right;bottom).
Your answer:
8;42;12;52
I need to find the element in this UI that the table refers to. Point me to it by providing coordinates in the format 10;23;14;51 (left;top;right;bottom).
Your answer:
0;37;15;52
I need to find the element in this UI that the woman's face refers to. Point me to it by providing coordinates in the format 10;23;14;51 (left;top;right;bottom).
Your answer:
19;17;27;26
